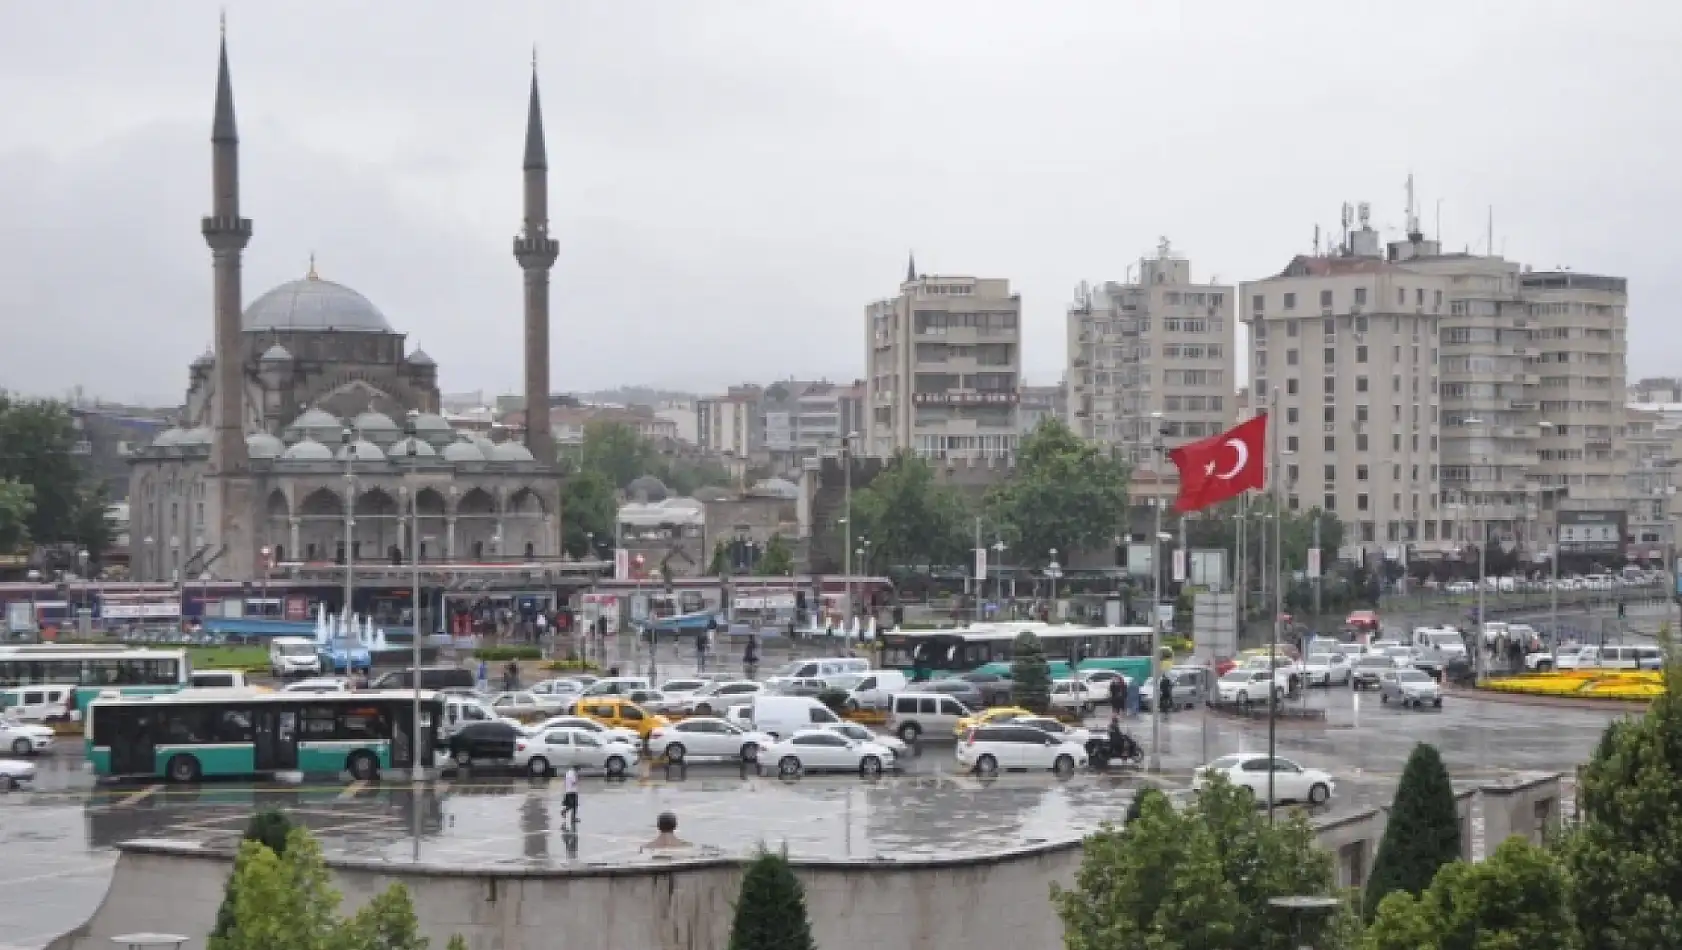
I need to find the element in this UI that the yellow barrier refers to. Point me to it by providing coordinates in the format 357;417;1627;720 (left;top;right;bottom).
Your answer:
1484;670;1664;701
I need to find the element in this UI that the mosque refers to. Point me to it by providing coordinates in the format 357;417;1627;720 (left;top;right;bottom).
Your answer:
127;33;563;582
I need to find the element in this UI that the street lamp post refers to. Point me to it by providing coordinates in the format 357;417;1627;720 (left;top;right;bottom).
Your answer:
340;427;356;620
842;432;854;621
258;546;270;616
992;539;1008;614
1149;411;1165;773
1046;548;1062;607
404;412;424;782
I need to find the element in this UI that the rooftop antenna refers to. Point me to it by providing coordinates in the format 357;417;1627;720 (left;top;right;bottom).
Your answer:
1487;206;1494;256
1435;198;1443;242
1313;224;1321;255
1340;203;1353;254
1404;173;1421;240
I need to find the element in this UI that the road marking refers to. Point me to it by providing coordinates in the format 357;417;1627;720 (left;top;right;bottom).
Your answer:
117;784;163;807
337;780;367;801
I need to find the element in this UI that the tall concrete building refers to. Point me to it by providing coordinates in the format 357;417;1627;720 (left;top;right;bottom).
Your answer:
866;258;1022;459
1067;242;1235;506
696;386;763;458
1243;209;1449;560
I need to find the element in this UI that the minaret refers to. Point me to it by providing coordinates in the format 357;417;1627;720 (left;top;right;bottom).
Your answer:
514;61;559;464
202;24;252;475
906;252;916;283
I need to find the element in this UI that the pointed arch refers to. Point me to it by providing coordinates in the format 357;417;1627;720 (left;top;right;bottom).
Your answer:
298;487;343;517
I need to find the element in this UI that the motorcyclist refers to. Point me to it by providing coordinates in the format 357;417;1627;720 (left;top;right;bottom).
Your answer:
1107;714;1139;764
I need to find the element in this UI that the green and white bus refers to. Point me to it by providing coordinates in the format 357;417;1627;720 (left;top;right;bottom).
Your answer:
86;689;444;783
881;623;1157;683
0;645;190;709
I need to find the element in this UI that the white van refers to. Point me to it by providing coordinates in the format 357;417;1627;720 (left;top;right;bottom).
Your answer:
0;684;78;722
845;670;909;710
441;694;514;739
751;695;841;740
1411;627;1467;671
269;637;322;678
889;691;972;744
764;657;870;689
1598;644;1665;670
190;670;253;690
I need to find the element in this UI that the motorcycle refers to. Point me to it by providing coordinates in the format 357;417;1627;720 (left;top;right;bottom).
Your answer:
1090;731;1144;770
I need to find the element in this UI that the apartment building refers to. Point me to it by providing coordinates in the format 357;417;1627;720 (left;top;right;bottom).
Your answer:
696;385;763;457
1623;407;1680;559
762;379;865;460
866;267;1022;459
1242;212;1448;559
1066;243;1235;505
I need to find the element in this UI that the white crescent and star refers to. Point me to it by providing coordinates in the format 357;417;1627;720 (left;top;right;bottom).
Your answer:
1216;438;1249;479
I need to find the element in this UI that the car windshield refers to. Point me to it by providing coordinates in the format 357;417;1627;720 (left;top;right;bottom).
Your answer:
278;643;314;656
1424;632;1461;646
1207;755;1244;769
1397;670;1431;683
1220;671;1251;683
1308;654;1335;665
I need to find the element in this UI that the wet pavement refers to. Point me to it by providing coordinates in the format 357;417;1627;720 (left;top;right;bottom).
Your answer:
0;687;1632;949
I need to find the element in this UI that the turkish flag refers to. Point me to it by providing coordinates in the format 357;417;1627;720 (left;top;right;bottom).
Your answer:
1167;412;1268;513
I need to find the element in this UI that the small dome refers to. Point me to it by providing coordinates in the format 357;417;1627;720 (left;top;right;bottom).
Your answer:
178;427;213;446
470;435;498;456
259;344;293;362
626;475;670;503
489;441;535;462
352;411;399;440
244;274;393;333
282;438;334;461
412;412;455;447
388;436;437;458
751;477;800;499
406;349;436;366
286;407;343;439
441;439;487;463
335;439;387;463
246;433;286;459
152;428;189;448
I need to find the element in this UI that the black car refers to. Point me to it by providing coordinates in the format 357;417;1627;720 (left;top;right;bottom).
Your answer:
954;670;1014;707
448;721;521;767
373;666;476;691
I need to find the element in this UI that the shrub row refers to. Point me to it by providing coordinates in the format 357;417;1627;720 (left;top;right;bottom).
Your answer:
472;646;544;661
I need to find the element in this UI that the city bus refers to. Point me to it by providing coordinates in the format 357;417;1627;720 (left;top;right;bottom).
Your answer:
0;645;191;709
880;623;1157;683
86;689;444;783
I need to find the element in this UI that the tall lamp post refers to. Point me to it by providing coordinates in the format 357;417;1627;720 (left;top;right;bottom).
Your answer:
842;432;854;622
403;412;424;782
340;426;356;621
1148;411;1166;773
1046;549;1062;609
991;539;1008;613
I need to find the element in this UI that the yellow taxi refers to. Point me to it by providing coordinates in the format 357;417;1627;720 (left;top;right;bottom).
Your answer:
954;706;1032;737
574;696;670;740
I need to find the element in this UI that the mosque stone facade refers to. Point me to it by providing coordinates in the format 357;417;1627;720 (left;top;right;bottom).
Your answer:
128;35;562;583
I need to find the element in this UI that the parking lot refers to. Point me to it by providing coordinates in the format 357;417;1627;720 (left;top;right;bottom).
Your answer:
0;683;1627;949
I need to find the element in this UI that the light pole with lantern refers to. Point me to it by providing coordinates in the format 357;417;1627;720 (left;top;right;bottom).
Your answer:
258;546;271;616
340;426;356;620
403;411;424;781
1046;549;1062;612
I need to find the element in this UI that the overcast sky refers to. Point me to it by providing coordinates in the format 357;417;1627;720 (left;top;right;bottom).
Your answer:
1;1;1677;407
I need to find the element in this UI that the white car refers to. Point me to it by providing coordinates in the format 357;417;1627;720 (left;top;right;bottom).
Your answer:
764;728;896;778
1078;669;1127;704
1007;715;1095;754
0;757;35;789
489;690;569;719
521;715;638;747
513;726;638;778
657;677;710;701
0;719;54;756
1553;647;1599;671
682;681;766;716
530;678;586;703
956;721;1089;775
1216;668;1287;704
1049;678;1095;715
818;721;909;759
1193;752;1335;806
646;717;773;764
1379;668;1443;708
280;677;351;694
1302;653;1352;687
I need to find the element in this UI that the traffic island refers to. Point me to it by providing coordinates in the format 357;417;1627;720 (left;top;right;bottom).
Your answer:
1445;684;1653;712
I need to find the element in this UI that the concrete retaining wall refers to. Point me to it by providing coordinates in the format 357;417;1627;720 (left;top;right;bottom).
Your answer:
1481;774;1562;848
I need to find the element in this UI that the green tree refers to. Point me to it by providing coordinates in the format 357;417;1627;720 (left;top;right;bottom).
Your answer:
849;451;971;569
708;540;729;577
559;468;616;558
985;418;1128;566
338;882;433;950
579;420;653;488
0;478;34;553
212;809;296;944
1363;838;1578;950
1054;774;1353;950
1365;743;1463;918
1560;643;1682;950
1009;630;1052;712
757;534;794;576
0;394;110;562
728;848;817;950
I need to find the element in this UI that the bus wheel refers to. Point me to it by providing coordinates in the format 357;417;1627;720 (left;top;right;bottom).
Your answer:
347;752;380;782
166;754;201;784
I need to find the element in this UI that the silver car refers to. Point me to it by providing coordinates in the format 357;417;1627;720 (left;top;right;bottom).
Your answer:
1378;668;1442;709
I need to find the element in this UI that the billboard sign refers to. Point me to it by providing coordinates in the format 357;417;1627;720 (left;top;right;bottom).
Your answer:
1557;510;1626;555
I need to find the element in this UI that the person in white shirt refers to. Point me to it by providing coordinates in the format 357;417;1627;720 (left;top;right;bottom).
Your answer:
561;766;580;829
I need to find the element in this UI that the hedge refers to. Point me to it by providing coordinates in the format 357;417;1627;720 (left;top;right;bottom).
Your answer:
543;658;604;673
473;645;544;661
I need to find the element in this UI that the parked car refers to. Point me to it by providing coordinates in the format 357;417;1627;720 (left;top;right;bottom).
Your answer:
751;695;842;740
1216;668;1285;705
951;670;1013;707
1077;669;1129;704
956;723;1087;776
845;670;911;711
656;677;711;702
513;726;637;778
764;729;896;777
489;690;569;721
1192;752;1335;805
922;679;986;711
0;718;54;756
1350;654;1398;691
1139;666;1211;711
647;717;774;764
818;721;909;758
888;692;972;744
280;677;351;694
0;756;35;790
371;666;475;691
1049;679;1094;715
769;677;829;698
574;697;671;741
522;715;639;747
446;721;522;768
1379;668;1443;708
681;681;766;716
1302;653;1352;688
1006;715;1096;755
954;706;1033;737
582;677;652;698
529;678;587;704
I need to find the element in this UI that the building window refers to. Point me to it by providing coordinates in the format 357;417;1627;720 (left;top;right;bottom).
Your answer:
1287;379;1299;395
1356;376;1369;392
1287;464;1299;484
1324;465;1336;482
1357;464;1369;481
1283;293;1296;310
1324;494;1336;512
1288;495;1300;510
1251;294;1264;313
1357;434;1369;451
1287;349;1299;366
1324;406;1336;423
1356;345;1368;363
1356;315;1369;332
1324;436;1336;451
1320;290;1333;308
1358;494;1370;511
1287;436;1299;452
1355;287;1368;305
1286;407;1299;424
1287;320;1299;338
1324;347;1335;364
1356;404;1369;423
1324;376;1335;394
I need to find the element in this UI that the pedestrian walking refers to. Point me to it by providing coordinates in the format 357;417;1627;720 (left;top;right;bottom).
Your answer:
561;766;580;829
1107;676;1126;718
477;659;489;692
743;633;759;680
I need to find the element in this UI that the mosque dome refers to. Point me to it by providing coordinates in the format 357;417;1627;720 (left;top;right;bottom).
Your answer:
282;438;334;461
352;411;400;443
285;408;343;444
178;427;213;446
244;271;393;333
626;475;670;503
336;439;387;463
245;433;286;459
388;436;437;458
259;344;293;362
489;441;535;462
441;439;487;463
152;428;189;448
412;412;455;447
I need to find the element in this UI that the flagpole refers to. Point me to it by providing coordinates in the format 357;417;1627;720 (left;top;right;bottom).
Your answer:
1267;391;1281;824
1149;424;1164;774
